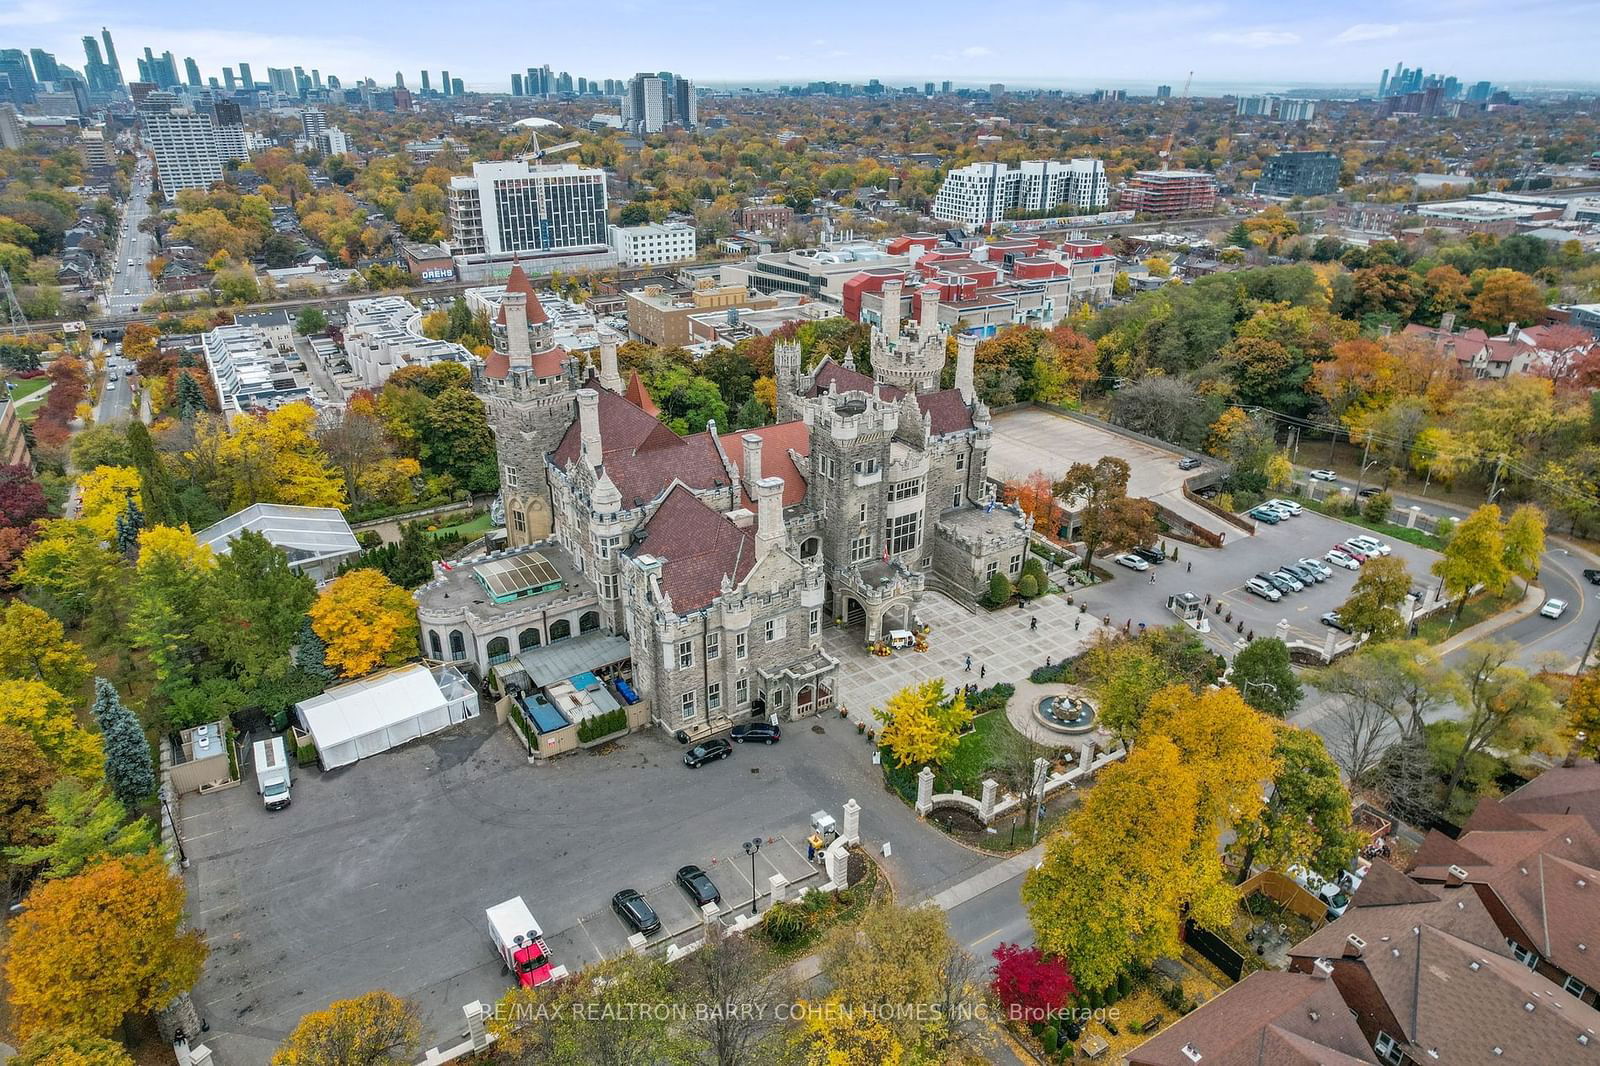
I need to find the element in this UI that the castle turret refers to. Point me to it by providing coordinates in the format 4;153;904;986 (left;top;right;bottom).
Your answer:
598;329;622;393
755;476;786;563
955;331;976;404
880;278;903;340
502;291;532;370
578;388;602;471
919;285;941;335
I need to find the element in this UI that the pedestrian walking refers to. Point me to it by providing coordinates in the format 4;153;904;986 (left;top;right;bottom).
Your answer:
1187;560;1192;573
1149;572;1156;584
1046;655;1053;668
1030;616;1038;631
1074;617;1080;631
980;664;987;680
964;654;972;672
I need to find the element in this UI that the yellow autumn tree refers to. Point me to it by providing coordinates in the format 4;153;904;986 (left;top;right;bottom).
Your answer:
5;850;206;1039
75;466;143;541
0;679;101;779
204;404;346;510
273;990;422;1066
792;995;905;1066
874;679;971;769
309;568;420;677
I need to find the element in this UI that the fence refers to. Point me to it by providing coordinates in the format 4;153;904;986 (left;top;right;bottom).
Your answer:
1237;870;1329;926
1183;919;1245;982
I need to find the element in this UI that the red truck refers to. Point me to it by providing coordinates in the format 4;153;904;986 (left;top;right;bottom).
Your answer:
486;896;556;988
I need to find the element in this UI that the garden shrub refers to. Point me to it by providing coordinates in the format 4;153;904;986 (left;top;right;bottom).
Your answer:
1017;574;1040;598
577;707;628;742
984;572;1014;607
760;900;809;946
1042;1026;1058;1054
969;683;1015;713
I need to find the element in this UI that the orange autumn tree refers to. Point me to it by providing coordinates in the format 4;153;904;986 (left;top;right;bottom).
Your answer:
5;850;206;1039
308;568;420;677
1001;470;1065;536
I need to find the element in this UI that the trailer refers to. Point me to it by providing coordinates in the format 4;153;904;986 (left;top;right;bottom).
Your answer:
486;896;557;989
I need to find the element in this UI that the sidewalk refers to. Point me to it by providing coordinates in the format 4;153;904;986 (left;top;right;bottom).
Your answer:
1433;584;1544;656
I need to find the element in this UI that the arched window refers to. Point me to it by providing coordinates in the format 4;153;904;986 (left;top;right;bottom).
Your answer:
487;637;511;665
519;627;542;650
549;619;572;641
579;610;600;633
429;630;443;659
448;630;466;661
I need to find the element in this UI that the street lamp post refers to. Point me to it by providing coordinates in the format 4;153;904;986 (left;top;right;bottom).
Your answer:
743;838;762;915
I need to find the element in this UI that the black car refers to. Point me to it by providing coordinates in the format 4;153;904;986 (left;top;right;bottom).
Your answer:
1177;456;1202;470
1132;545;1166;564
676;864;721;906
611;889;661;935
731;722;781;744
683;739;732;768
1586;569;1600;586
1356;486;1381;499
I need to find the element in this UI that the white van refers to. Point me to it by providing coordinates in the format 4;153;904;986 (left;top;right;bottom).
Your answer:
253;737;292;811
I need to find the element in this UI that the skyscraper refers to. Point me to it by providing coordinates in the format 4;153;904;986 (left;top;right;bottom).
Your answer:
222;66;235;89
184;57;202;87
441;71;450;96
0;51;36;104
395;71;404;88
144;108;224;201
29;49;60;84
82;37;114;94
451;78;463;96
238;62;253;89
101;27;125;89
421;70;431;92
511;73;523;96
673;78;697;128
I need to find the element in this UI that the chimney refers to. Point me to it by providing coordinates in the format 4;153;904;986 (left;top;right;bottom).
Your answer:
880;278;903;338
1378;324;1392;337
503;291;532;369
598;330;622;393
1343;934;1367;959
920;285;941;333
955;331;977;403
754;475;785;562
577;388;602;470
1313;957;1335;981
1446;864;1469;887
1439;311;1457;335
1180;1044;1202;1063
741;432;763;498
1506;322;1520;343
1444;340;1457;362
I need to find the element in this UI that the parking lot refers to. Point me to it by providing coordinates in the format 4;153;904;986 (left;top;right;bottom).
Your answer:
181;707;989;1062
1077;509;1443;653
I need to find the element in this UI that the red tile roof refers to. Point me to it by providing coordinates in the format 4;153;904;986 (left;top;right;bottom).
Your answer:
495;264;548;327
631;484;754;612
480;344;569;380
624;370;660;416
551;383;730;506
720;421;811;507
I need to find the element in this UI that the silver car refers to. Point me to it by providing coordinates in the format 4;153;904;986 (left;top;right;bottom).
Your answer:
1271;569;1305;592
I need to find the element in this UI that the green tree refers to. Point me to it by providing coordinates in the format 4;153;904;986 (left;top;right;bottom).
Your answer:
126;421;185;527
1054;456;1157;565
1433;504;1511;620
1229;639;1302;717
69;422;134;471
1443;641;1561;807
202;530;316;685
420;388;498;493
175;373;206;419
89;679;154;808
295;308;328;335
294;618;335;684
490;952;680;1066
0;724;57;888
1234;724;1360;882
1500;503;1546;594
1336;555;1413;642
6;778;156;879
1362;490;1393;524
1087;639;1166;745
983;571;1013;607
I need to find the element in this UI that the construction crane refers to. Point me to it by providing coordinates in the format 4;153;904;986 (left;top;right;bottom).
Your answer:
517;128;582;250
1159;71;1193;171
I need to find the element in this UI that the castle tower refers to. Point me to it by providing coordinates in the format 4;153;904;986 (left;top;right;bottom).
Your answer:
774;339;803;421
804;386;900;574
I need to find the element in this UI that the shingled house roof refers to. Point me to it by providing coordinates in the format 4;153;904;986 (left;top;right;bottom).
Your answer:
550;382;728;505
720;421;811;508
629;485;755;612
1502;760;1600;833
494;264;549;327
1128;970;1378;1066
624;370;660;416
1349;858;1443;909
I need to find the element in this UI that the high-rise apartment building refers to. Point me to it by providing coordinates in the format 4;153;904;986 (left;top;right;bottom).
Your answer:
184;57;202;87
101;27;125;89
0;51;36;104
80;126;111;168
29;49;59;84
267;67;295;95
1156;84;1172;98
441;71;451;96
451;78;463;96
0;105;24;151
673;78;697;128
237;62;253;89
447;159;610;257
511;73;522;96
1253;150;1339;198
420;70;431;93
145;108;224;201
301;109;327;139
1119;170;1218;217
932;159;1108;227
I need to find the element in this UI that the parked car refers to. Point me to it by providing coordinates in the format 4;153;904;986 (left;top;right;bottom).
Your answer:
1347;535;1391;556
1272;569;1305;592
1132;545;1166;565
1325;548;1361;570
1283;561;1322;585
1265;498;1302;516
1248;507;1282;525
1320;611;1351;633
1260;571;1298;594
731;722;781;744
1298;557;1334;580
1338;541;1371;563
1356;486;1381;499
1541;597;1569;619
1584;569;1600;586
1246;576;1282;602
1178;456;1202;470
683;739;732;768
675;865;722;907
1116;553;1150;571
1309;469;1339;482
611;889;661;935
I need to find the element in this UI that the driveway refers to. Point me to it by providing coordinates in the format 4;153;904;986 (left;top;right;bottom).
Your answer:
182;702;994;1062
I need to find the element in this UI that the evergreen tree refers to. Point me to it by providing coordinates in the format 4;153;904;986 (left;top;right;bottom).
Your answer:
176;373;206;419
387;522;438;589
88;678;155;808
126;421;183;526
113;491;145;557
293;618;335;684
1227;221;1253;248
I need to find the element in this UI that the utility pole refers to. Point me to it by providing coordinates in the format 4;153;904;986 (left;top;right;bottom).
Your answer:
0;267;26;328
1488;454;1506;504
1353;438;1373;496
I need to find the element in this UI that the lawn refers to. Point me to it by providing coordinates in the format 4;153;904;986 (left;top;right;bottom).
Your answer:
425;511;494;540
1415;588;1526;644
7;375;51;418
881;707;1023;802
1293;494;1447;551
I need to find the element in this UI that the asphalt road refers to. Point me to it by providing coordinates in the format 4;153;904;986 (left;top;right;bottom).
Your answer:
104;162;157;315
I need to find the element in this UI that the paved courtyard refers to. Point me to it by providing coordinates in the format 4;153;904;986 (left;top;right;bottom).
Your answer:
820;587;1114;723
180;689;999;1063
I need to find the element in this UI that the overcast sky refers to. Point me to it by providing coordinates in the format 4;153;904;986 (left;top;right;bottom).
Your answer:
9;0;1597;92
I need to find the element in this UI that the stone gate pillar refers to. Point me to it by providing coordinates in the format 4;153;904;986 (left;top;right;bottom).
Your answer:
916;767;935;815
842;798;861;844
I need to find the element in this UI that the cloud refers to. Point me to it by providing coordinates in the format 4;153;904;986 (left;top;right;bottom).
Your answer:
0;0;75;28
962;46;994;57
1206;29;1302;48
1331;22;1403;43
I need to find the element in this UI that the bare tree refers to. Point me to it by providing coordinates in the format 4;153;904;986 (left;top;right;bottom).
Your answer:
1317;653;1407;784
989;719;1057;836
674;923;796;1066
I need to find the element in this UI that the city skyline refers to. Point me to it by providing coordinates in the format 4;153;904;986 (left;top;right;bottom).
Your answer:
7;1;1598;93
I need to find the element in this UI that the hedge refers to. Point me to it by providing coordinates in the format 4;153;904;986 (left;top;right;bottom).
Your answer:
577;706;628;742
969;683;1015;713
